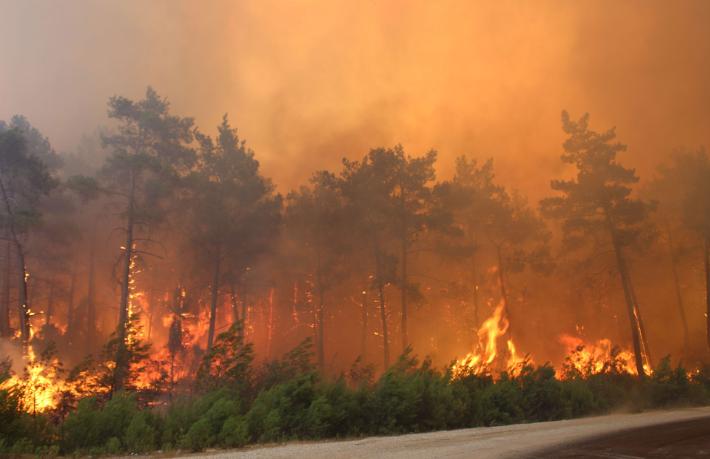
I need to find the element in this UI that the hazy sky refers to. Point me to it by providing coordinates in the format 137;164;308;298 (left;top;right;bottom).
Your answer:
1;0;709;194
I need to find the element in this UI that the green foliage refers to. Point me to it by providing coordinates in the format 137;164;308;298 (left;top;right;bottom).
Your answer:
197;322;254;393
220;415;249;448
61;392;140;452
4;348;709;456
648;356;703;407
161;389;240;448
180;418;212;452
257;338;316;390
124;412;157;453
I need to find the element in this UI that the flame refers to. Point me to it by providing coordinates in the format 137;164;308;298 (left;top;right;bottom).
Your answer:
557;334;650;377
1;326;66;412
452;302;528;377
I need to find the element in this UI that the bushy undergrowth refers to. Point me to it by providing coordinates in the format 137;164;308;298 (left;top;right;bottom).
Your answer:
3;333;710;456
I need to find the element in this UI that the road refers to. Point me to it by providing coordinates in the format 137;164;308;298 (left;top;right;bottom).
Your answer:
191;407;710;459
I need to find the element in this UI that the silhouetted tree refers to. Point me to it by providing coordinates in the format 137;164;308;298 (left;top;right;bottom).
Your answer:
339;149;400;369
285;171;349;370
185;115;280;351
99;87;196;391
391;146;437;351
541;111;655;376
0;126;57;342
652;148;710;349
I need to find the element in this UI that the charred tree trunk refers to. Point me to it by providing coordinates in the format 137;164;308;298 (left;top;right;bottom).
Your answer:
0;241;10;337
114;174;136;392
206;250;221;350
606;214;646;376
627;269;653;366
666;227;690;356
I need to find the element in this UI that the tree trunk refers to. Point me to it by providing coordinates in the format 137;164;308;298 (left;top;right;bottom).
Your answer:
360;287;368;360
266;288;275;360
66;260;77;343
86;235;96;348
496;245;512;338
0;241;10;337
666;227;689;356
378;278;389;368
315;248;326;371
114;176;136;392
16;245;30;343
230;283;239;324
471;248;480;330
705;237;710;349
241;293;248;325
607;215;646;376
400;236;409;352
626;269;653;366
374;244;390;368
0;175;30;343
45;280;55;326
207;251;221;350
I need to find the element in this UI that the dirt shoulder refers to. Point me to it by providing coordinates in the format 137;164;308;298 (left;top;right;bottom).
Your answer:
179;406;710;458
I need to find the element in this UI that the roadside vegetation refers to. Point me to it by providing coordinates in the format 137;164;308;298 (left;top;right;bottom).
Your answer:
2;324;709;456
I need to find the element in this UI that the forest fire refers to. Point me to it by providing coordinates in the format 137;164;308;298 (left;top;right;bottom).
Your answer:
0;329;66;413
557;334;649;377
452;302;528;378
1;3;710;453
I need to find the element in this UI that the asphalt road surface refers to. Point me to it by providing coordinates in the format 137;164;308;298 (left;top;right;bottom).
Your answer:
527;415;710;458
190;407;710;459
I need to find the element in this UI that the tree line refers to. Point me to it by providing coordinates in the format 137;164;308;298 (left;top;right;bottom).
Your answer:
1;87;709;394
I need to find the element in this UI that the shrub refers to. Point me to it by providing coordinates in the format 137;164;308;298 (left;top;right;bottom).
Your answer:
124;412;157;453
220;415;249;448
180;418;212;451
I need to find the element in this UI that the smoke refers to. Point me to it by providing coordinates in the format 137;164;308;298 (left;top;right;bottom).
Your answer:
1;0;708;195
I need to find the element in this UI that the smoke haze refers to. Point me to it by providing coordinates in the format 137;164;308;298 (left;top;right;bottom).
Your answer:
2;0;709;194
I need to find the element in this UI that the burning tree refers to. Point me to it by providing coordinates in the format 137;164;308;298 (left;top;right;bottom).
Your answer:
0;123;57;343
285;171;350;370
183;115;281;351
98;87;196;391
541;111;656;376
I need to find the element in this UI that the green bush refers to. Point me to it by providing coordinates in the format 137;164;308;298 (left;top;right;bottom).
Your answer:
518;365;567;421
124;412;157;453
62;393;135;451
220;415;249;448
7;345;710;456
479;376;524;425
181;417;212;451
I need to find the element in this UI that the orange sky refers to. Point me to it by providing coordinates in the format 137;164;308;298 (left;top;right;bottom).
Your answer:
1;0;709;196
